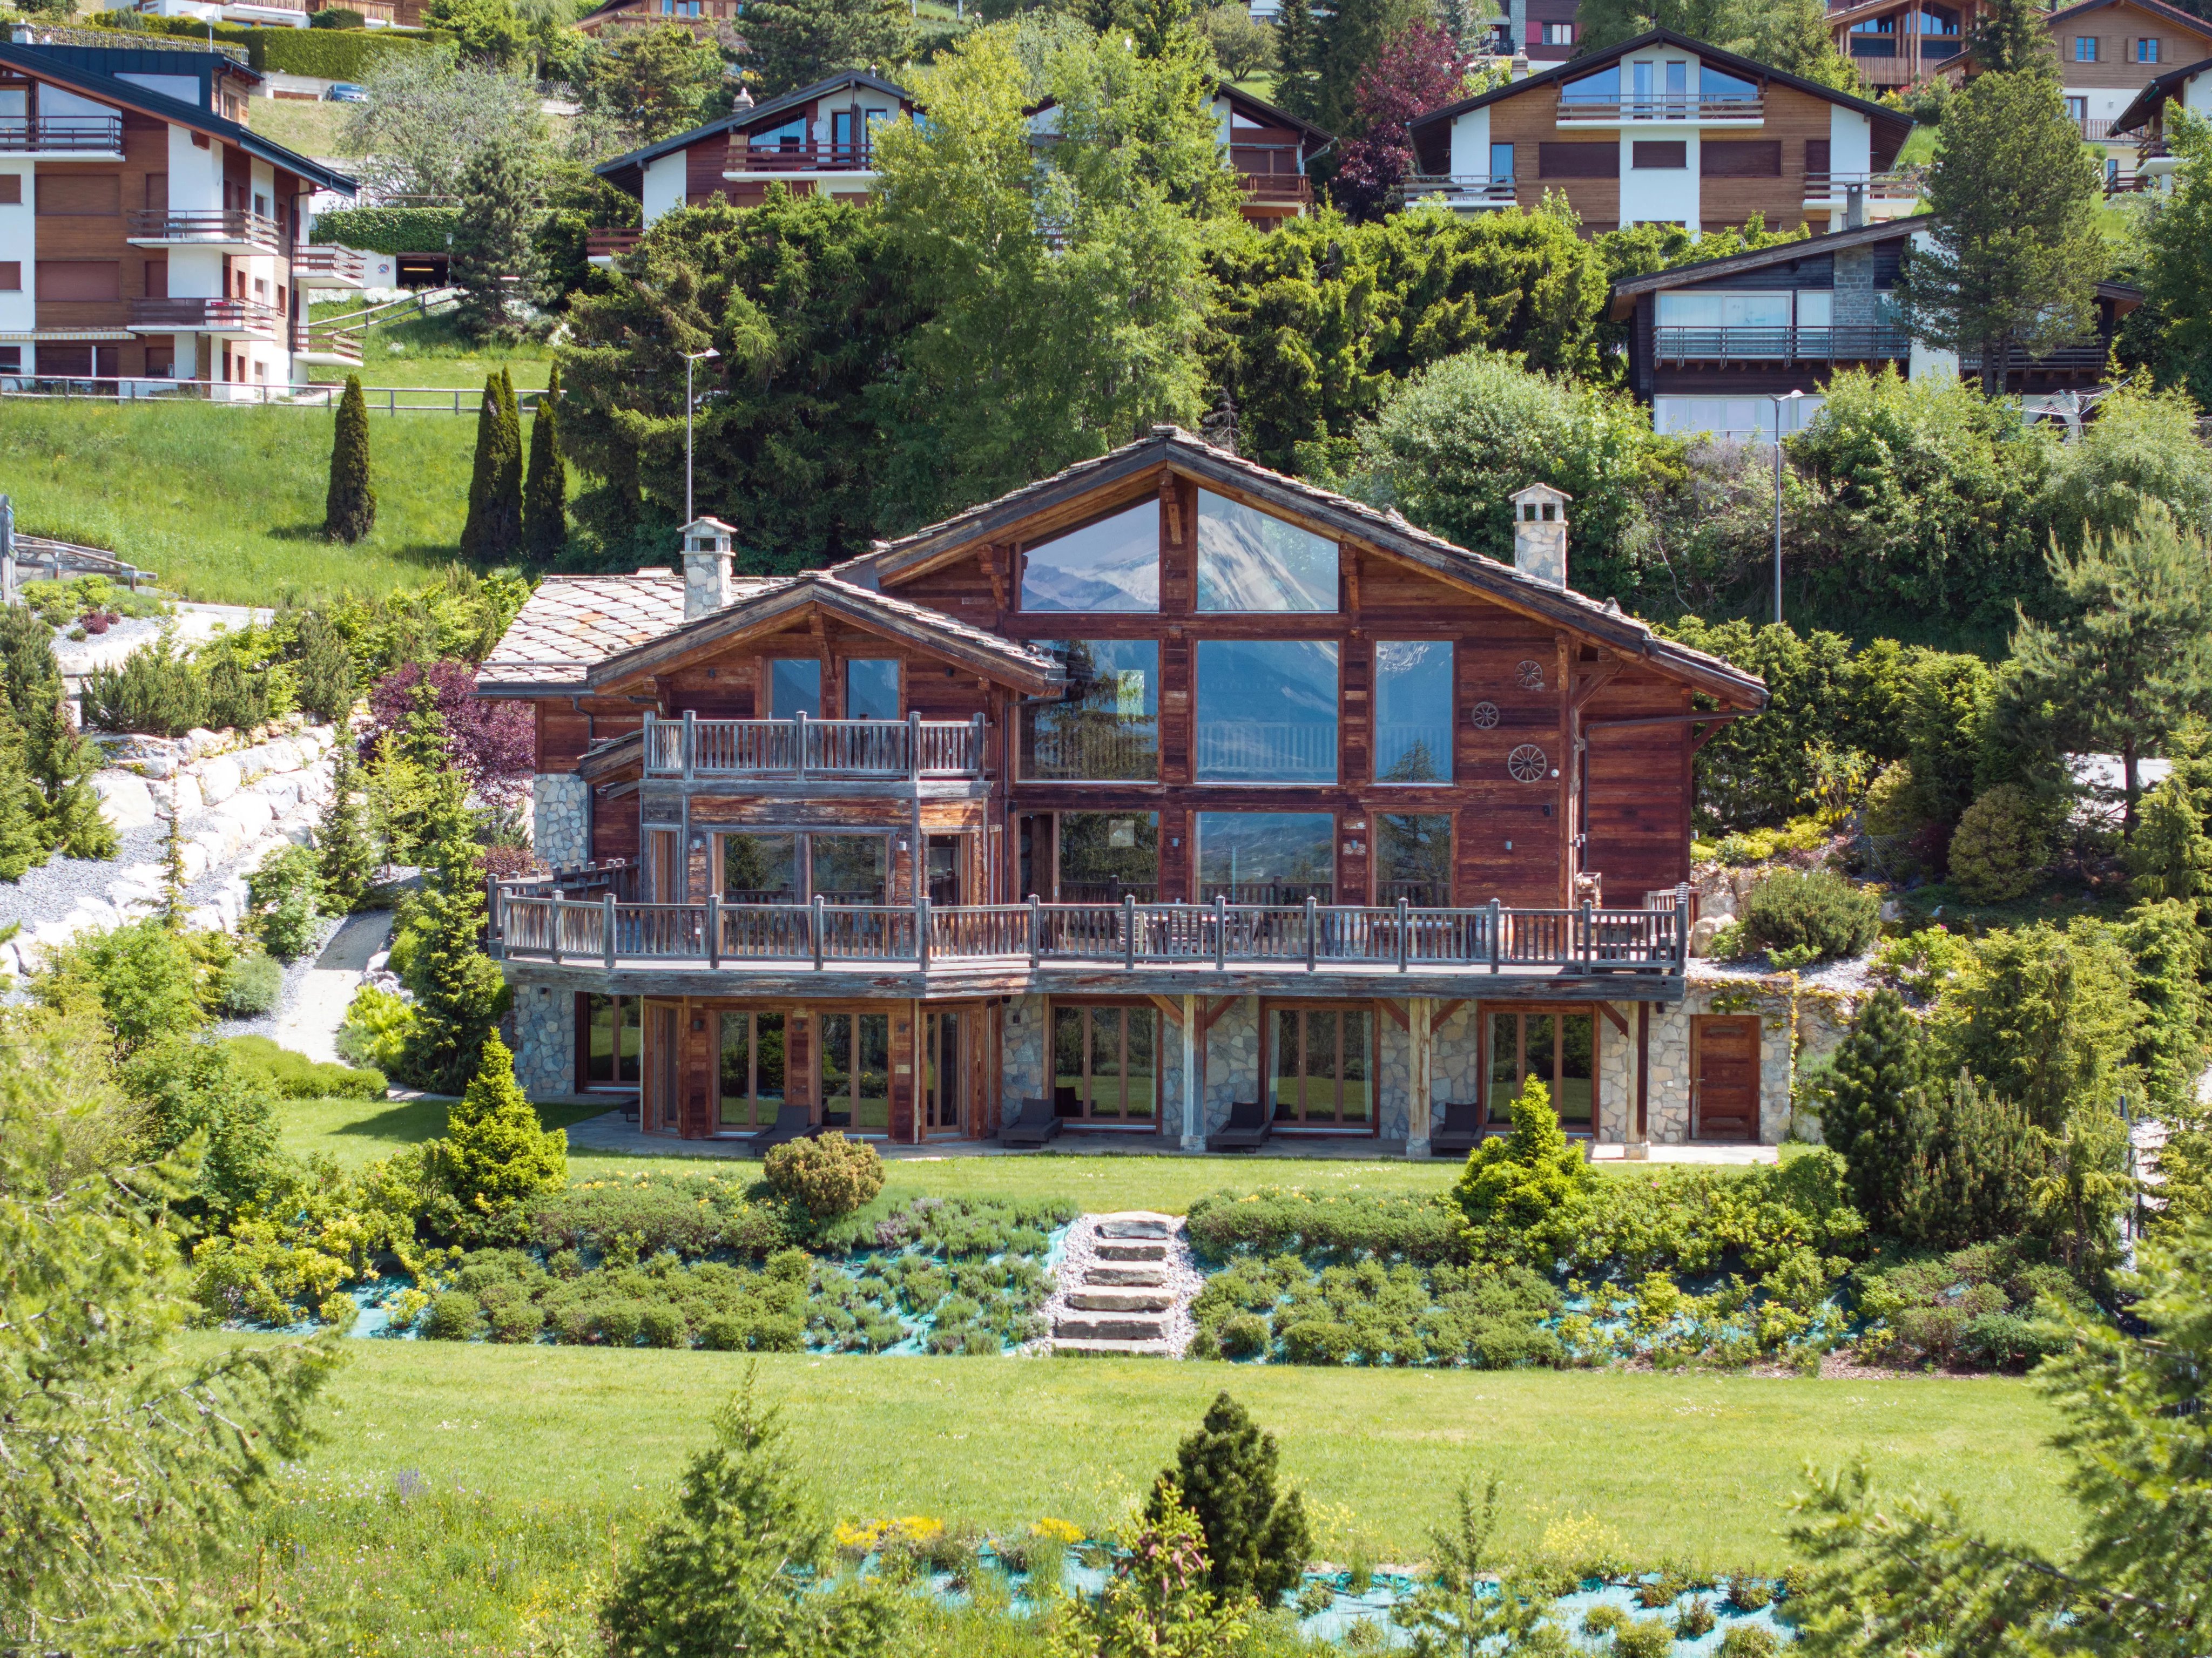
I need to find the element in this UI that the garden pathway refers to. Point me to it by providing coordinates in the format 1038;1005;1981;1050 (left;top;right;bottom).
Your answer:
264;909;393;1063
1043;1213;1202;1358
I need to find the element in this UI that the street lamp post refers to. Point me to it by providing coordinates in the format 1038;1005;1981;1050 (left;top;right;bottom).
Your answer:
1767;390;1804;626
682;347;720;524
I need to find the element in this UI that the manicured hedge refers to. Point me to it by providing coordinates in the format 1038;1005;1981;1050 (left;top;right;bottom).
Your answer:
255;27;440;81
312;205;461;254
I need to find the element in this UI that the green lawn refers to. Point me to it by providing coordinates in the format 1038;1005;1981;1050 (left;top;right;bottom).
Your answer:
308;302;557;392
0;397;556;604
235;1335;2071;1568
280;1094;611;1169
250;97;353;159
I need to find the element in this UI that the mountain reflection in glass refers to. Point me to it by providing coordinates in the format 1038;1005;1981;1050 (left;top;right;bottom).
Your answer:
1019;501;1159;612
1374;641;1453;782
1196;639;1338;782
1196;491;1337;612
1197;812;1334;904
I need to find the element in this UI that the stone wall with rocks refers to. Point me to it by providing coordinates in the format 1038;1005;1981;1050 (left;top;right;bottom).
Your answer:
533;775;590;868
1598;1006;1635;1141
509;974;577;1097
1202;997;1260;1134
1001;994;1047;1121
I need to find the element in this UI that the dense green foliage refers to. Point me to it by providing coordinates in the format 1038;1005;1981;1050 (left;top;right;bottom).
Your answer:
1147;1392;1312;1609
0;605;115;864
459;370;524;561
522;361;567;563
1454;1079;1596;1270
1737;868;1880;966
1184;1187;1464;1263
1185;1255;1565;1368
309;205;463;256
764;1131;887;1222
1944;784;2051;902
1853;1240;2087;1369
324;375;377;545
434;1034;567;1212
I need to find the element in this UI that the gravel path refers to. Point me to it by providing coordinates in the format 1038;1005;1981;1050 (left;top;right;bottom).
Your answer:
1033;1213;1205;1358
235;909;392;1060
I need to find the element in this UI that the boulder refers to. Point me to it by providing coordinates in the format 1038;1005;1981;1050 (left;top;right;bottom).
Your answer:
260;740;301;775
91;771;159;833
1690;915;1730;957
171;773;204;819
198;756;241;806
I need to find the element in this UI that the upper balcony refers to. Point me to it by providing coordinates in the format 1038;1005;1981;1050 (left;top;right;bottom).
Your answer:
1803;170;1923;213
1555;92;1764;126
1240;173;1313;208
725;140;876;177
645;713;988;784
127;297;287;341
293;244;368;288
1653;323;1912;364
0;114;124;157
586;227;644;265
1397;173;1517;211
126;209;284;255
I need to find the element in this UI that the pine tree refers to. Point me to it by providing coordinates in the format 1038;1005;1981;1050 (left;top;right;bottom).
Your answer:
449;134;547;344
292;609;357;727
323;373;376;544
1819;989;1930;1234
438;1032;567;1207
1390;1475;1552;1654
1146;1392;1312;1609
1972;0;2056;77
522;361;567;565
0;605;114;861
1892;1070;2039;1250
0;712;49;882
1270;0;1322;127
395;776;508;1095
316;748;374;916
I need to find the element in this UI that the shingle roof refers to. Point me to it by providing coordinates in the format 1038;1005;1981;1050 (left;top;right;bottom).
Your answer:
475;572;700;693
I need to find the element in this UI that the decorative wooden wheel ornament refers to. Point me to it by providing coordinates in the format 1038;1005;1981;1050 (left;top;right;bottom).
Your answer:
1515;659;1546;691
1469;701;1500;729
1507;744;1548;782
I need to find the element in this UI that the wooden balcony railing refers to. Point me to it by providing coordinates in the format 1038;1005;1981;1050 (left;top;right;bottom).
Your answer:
0;116;123;151
494;889;1694;977
1802;170;1922;201
586;227;644;259
293;323;363;364
126;208;282;250
1399;173;1518;206
294;243;368;283
1960;341;2113;371
1240;173;1313;204
728;141;876;174
643;712;987;781
1653;324;1912;363
1555;94;1763;122
128;297;286;339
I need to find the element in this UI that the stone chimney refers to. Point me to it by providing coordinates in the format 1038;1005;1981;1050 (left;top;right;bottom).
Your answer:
1843;179;1867;230
680;516;738;620
1509;483;1571;588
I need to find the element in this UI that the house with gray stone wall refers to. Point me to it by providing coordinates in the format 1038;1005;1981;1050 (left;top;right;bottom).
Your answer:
476;427;1794;1154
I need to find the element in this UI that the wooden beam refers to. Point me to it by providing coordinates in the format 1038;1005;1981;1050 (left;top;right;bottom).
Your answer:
1570;654;1624;714
1434;998;1466;1028
1148;993;1185;1029
1379;997;1410;1033
983;546;1007;612
1689;715;1741;755
1201;995;1240;1035
1597;1000;1629;1037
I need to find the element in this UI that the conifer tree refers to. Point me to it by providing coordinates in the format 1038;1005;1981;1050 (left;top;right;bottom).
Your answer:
1270;0;1322;128
323;373;376;544
396;775;508;1095
1146;1392;1312;1609
438;1032;567;1208
460;372;524;562
1892;1070;2040;1250
292;609;357;727
1971;0;2055;77
522;362;568;564
0;712;48;882
0;606;114;861
316;748;374;916
1819;989;1930;1233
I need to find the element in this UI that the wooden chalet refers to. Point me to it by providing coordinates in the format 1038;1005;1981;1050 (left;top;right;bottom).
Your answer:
480;431;1782;1152
2109;49;2211;192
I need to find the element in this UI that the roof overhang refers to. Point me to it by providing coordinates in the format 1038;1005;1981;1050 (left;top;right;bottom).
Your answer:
2110;52;2212;133
1607;215;1930;319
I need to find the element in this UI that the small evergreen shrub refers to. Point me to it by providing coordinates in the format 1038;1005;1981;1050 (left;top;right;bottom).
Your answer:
324;376;377;545
1453;1077;1595;1270
1860;760;1923;839
1946;784;2049;902
1739;867;1880;967
1615;1618;1676;1657
435;1034;567;1210
1145;1392;1311;1608
1720;1625;1779;1657
80;632;206;737
201;649;271;733
336;983;415;1073
1184;1187;1464;1263
247;843;322;962
1674;1595;1717;1637
221;1034;385;1100
423;1291;482;1339
217;952;284;1017
764;1132;885;1222
1855;1240;2091;1369
1726;1571;1775;1612
1582;1604;1627;1638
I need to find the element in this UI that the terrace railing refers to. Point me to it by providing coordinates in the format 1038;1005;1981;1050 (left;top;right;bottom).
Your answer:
125;208;283;251
1396;173;1518;207
1651;324;1912;364
0;115;123;151
1555;93;1764;122
643;712;988;782
494;889;1694;977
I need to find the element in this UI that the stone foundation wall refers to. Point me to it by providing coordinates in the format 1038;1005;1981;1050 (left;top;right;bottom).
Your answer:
510;975;576;1098
1000;993;1047;1121
1203;997;1260;1134
533;774;591;868
1597;1005;1634;1141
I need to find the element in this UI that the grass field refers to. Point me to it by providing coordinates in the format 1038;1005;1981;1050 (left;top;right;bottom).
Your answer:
250;98;352;159
0;396;545;604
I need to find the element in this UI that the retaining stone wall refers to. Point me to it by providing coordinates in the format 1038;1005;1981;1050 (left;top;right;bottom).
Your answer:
533;774;591;868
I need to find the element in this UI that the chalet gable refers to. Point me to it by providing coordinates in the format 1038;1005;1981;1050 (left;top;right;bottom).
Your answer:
836;428;1767;710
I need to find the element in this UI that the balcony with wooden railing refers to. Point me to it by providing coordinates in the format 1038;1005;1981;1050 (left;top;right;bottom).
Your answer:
0;115;124;153
586;227;645;262
1239;172;1313;207
127;296;286;340
1652;324;1912;364
126;208;283;253
492;888;1694;983
726;139;877;175
294;244;368;287
1555;93;1764;124
293;322;363;366
1396;173;1518;209
644;712;988;783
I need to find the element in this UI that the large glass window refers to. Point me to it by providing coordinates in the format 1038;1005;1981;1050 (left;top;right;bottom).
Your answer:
819;1012;891;1132
1197;812;1333;904
812;836;888;903
1560;65;1618;104
770;658;821;718
584;993;640;1087
1059;811;1159;902
1655;290;1794;329
1196;490;1337;612
1374;641;1452;782
1051;1003;1157;1121
1269;1006;1372;1125
844;658;899;720
1486;1009;1595;1132
721;833;799;901
1020;500;1159;612
718;1011;786;1129
1020;639;1158;781
1377;814;1452;905
1196;639;1338;782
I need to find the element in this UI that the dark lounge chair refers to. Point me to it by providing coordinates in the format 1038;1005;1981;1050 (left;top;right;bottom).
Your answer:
1206;1098;1273;1152
1430;1100;1483;1157
747;1104;818;1155
1000;1096;1064;1148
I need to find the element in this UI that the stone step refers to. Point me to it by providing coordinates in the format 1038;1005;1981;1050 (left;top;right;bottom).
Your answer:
1053;1314;1165;1341
1053;1338;1172;1358
1095;1242;1167;1262
1096;1217;1174;1240
1084;1266;1166;1288
1067;1290;1174;1313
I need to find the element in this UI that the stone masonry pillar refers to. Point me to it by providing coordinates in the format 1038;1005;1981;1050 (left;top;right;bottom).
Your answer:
532;774;590;869
1405;996;1433;1159
511;977;577;1099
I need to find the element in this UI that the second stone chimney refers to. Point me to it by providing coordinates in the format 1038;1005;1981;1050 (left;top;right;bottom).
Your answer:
681;516;738;620
1510;483;1571;588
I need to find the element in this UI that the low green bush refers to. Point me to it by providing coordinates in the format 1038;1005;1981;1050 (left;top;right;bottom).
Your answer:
255;27;436;80
1720;1626;1779;1657
247;844;322;963
1739;867;1881;966
1674;1595;1717;1637
429;1248;810;1351
217;952;284;1017
1854;1240;2090;1369
423;1290;482;1339
221;1035;385;1101
312;206;463;256
1946;784;2050;902
1615;1618;1676;1657
1184;1255;1564;1368
1725;1572;1775;1612
765;1131;886;1222
335;984;415;1074
527;1172;792;1261
1184;1187;1465;1264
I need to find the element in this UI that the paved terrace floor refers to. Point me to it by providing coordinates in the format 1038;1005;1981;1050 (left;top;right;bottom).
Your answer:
553;1105;1778;1165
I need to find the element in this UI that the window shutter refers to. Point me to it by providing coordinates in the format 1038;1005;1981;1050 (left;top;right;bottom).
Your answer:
1539;141;1620;178
1700;141;1781;177
1805;138;1830;175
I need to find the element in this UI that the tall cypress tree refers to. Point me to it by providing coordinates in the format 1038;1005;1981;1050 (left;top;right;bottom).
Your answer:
323;373;376;544
460;373;504;561
493;369;525;558
460;371;524;562
522;362;567;565
1820;989;1930;1234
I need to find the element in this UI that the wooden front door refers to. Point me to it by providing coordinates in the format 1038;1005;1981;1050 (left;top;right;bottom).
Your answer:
1691;1015;1760;1142
646;1001;682;1134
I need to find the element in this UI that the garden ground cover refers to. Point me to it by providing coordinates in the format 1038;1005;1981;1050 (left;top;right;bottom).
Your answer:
0;400;511;604
230;1334;2072;1567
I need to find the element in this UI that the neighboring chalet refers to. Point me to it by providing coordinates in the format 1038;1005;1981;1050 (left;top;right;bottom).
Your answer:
0;38;360;387
478;428;1788;1153
589;70;1334;259
574;0;730;38
1608;212;2143;437
1402;31;1916;234
2108;49;2211;192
